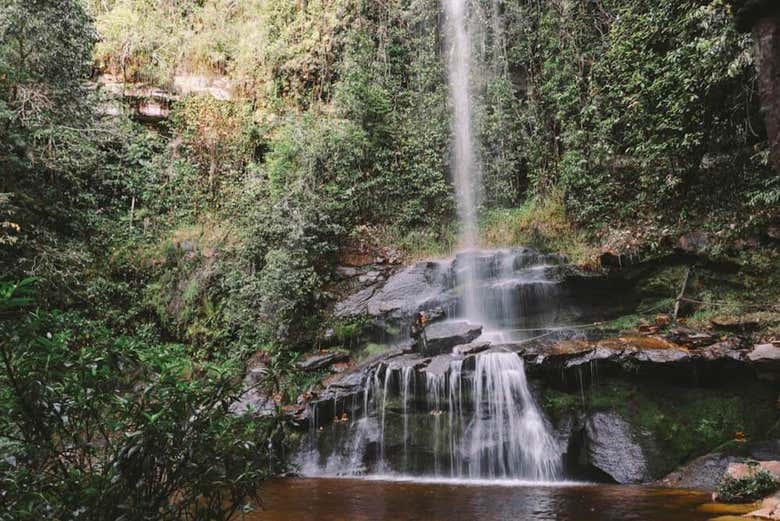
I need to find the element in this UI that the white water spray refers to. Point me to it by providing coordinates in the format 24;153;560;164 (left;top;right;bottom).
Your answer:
467;353;560;479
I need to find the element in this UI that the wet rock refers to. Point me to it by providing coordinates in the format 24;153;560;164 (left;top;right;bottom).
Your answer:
296;350;350;372
563;345;619;368
324;371;364;391
358;271;384;285
700;338;746;362
322;344;413;394
658;453;745;491
453;340;492;356
230;355;277;417
383;353;428;372
523;339;592;366
634;346;690;364
560;335;690;368
422;354;460;377
584;411;649;484
422;321;483;356
750;344;780;361
749;344;780;379
334;260;456;332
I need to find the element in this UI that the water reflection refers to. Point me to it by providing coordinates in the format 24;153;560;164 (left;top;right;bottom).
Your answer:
249;478;712;521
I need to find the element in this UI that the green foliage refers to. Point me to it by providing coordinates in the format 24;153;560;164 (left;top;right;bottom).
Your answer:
506;0;772;232
0;0;102;289
0;281;284;520
172;95;259;197
479;192;600;266
89;0;357;106
716;464;780;503
257;248;321;344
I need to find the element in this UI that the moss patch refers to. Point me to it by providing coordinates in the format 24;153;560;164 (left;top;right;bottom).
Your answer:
479;191;601;268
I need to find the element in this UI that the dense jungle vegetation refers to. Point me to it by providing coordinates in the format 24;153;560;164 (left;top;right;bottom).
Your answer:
1;0;778;518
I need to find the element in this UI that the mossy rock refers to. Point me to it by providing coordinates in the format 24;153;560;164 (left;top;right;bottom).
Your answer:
538;376;778;480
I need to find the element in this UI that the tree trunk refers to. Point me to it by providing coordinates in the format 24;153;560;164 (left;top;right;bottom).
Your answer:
752;16;780;175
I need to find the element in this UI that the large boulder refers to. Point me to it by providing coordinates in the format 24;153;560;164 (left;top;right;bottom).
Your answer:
658;453;745;491
749;344;780;365
230;355;277;417
422;321;483;355
747;492;780;521
725;461;780;481
584;411;649;484
334;260;456;333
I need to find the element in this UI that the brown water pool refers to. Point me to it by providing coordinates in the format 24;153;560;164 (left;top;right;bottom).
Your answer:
247;478;716;521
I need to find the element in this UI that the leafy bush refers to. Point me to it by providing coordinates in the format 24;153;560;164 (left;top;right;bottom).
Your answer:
0;280;284;520
716;464;780;503
172;96;259;197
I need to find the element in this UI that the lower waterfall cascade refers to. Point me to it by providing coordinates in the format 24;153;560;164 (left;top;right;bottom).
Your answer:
297;350;562;480
297;248;569;481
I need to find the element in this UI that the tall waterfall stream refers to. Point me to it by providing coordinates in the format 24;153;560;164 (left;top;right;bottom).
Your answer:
297;0;564;482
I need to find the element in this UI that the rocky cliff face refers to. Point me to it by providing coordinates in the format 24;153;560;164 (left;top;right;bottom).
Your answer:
332;248;638;341
292;331;779;483
256;248;780;485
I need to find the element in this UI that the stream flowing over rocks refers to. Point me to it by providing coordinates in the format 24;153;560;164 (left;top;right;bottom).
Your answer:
283;247;780;485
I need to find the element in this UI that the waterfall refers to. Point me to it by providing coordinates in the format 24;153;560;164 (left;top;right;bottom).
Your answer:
301;350;561;481
467;353;560;480
445;0;479;248
444;0;481;320
297;2;564;483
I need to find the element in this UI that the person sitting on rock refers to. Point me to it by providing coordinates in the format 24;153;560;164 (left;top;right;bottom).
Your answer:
411;311;429;352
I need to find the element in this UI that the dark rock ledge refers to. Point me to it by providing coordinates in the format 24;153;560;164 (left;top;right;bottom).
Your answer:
287;331;780;427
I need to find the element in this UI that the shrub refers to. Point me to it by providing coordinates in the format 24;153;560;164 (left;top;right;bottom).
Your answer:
716;464;780;503
0;280;284;520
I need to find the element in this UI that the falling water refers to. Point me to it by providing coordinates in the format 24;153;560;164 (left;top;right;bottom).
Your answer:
401;366;414;470
444;0;481;320
297;2;564;483
467;353;560;479
301;350;561;481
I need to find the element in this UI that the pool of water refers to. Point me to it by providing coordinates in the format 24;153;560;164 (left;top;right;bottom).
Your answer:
248;478;716;521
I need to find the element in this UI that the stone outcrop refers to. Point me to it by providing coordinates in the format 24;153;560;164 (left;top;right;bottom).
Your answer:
334;259;456;334
229;354;277;417
332;248;638;338
583;412;649;484
658;453;746;491
748;492;780;520
725;461;780;481
295;246;780;485
659;441;780;492
749;343;780;380
422;321;482;355
302;333;779;426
